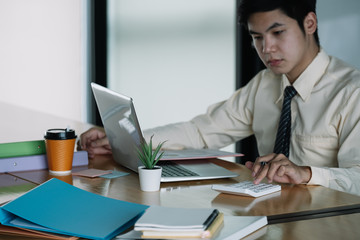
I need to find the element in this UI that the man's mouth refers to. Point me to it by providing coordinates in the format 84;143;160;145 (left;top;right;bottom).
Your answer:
267;59;283;67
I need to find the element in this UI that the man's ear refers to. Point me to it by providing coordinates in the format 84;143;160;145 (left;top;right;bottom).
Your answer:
304;12;317;35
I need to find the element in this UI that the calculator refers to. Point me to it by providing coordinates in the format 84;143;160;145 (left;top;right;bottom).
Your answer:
212;181;281;198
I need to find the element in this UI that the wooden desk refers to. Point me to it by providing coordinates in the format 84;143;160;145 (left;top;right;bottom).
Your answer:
256;212;360;240
6;154;360;225
0;174;37;206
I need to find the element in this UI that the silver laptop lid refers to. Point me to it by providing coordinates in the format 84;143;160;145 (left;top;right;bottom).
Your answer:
91;83;240;182
91;83;144;172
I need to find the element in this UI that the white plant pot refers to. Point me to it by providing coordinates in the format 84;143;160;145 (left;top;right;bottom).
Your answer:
138;166;162;192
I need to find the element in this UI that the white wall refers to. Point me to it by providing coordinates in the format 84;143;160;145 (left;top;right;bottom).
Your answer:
0;0;86;122
108;0;236;153
318;0;360;69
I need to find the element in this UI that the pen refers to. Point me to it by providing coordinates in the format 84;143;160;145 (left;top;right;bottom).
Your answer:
201;213;224;238
253;161;268;183
203;209;219;230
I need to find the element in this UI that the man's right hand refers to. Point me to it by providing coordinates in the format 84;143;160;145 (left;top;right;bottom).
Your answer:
78;127;112;158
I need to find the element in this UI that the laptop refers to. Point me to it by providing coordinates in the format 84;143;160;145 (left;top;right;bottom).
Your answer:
91;83;240;182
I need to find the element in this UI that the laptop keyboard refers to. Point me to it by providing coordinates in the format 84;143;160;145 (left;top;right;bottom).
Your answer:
158;161;199;177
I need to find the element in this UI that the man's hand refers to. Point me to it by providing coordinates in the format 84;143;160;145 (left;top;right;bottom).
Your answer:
245;153;312;185
77;127;112;158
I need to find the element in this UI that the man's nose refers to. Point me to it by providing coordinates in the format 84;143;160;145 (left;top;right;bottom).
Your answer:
262;36;276;53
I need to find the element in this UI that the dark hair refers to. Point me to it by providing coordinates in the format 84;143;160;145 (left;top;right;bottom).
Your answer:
238;0;319;46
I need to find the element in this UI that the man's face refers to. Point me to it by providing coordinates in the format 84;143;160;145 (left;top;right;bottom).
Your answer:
248;9;314;82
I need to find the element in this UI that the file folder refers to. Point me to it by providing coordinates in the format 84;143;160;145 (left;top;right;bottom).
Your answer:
0;178;149;240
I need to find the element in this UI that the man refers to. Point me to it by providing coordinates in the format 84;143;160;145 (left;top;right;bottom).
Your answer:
79;0;360;195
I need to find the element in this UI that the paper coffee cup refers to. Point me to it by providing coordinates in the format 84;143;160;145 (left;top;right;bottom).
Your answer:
44;128;77;175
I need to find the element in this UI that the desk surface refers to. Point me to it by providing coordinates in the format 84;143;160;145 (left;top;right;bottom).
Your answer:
256;212;360;240
5;155;360;224
2;157;360;239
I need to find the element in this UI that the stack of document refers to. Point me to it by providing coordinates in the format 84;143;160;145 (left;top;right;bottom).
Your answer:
134;206;224;238
0;178;149;240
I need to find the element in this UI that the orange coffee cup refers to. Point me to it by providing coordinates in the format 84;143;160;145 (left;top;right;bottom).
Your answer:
44;128;77;175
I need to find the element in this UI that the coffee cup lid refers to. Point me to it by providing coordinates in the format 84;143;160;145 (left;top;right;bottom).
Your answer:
44;128;77;140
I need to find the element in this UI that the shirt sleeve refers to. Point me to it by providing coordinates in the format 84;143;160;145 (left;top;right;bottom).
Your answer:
143;121;207;150
308;88;360;195
309;166;360;195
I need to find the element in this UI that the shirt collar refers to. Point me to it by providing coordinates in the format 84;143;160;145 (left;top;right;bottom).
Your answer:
276;48;330;103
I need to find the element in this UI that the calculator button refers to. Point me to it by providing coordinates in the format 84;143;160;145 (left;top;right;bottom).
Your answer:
212;181;281;197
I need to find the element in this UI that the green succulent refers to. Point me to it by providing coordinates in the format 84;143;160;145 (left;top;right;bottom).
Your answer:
136;135;166;169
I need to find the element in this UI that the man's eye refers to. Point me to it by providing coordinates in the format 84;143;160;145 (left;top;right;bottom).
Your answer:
274;30;284;35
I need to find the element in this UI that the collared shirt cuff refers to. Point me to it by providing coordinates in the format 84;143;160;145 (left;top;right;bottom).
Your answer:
307;166;331;187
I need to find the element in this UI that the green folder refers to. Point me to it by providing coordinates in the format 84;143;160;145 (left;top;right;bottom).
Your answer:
0;140;46;158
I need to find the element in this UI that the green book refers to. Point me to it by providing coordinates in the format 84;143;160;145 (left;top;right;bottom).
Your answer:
0;140;46;158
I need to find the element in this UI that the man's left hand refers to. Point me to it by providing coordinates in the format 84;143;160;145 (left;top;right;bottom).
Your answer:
245;153;312;185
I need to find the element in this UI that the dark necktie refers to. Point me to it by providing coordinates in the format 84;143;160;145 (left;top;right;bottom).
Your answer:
273;86;297;158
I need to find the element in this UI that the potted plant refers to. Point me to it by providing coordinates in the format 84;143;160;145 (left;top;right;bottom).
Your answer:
136;135;166;192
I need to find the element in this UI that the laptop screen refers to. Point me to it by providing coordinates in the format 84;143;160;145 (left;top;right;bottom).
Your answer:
91;83;144;172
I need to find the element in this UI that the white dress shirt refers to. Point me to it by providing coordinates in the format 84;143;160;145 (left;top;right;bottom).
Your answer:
144;49;360;196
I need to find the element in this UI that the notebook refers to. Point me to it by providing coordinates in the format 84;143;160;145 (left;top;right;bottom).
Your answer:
133;206;222;239
116;215;267;240
91;83;240;182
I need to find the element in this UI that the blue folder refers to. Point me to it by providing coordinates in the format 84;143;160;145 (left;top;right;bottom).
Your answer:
0;178;149;240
